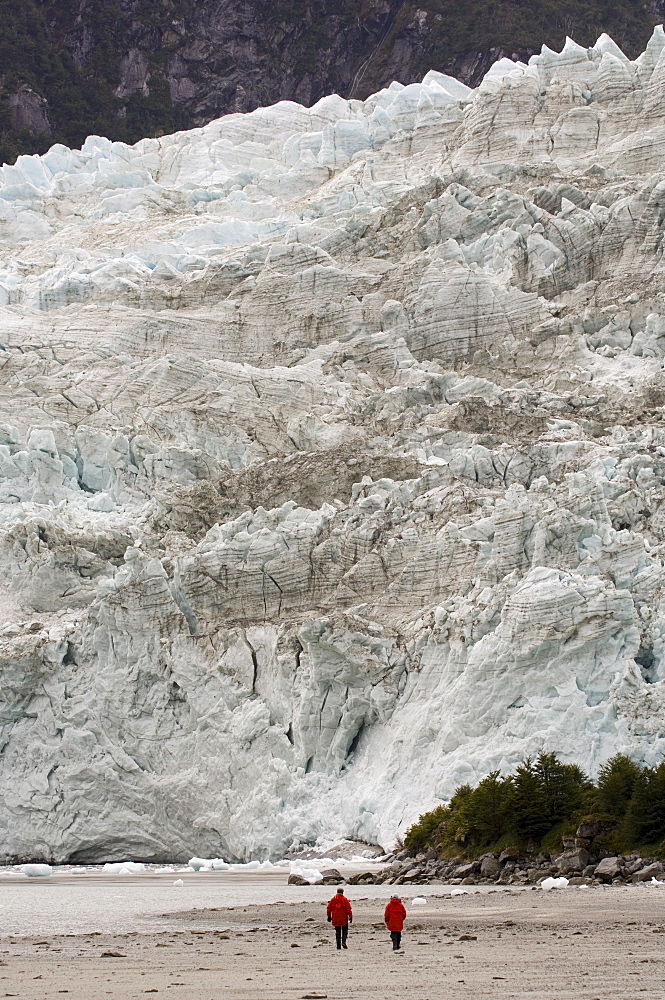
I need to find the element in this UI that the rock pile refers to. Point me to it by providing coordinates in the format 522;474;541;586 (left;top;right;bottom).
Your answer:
336;851;665;886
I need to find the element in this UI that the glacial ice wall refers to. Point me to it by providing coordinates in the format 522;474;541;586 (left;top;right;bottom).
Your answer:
4;31;665;861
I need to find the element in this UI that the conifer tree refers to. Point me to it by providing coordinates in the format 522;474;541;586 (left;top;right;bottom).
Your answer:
533;751;589;824
511;758;549;844
460;770;513;847
625;763;665;845
595;754;642;816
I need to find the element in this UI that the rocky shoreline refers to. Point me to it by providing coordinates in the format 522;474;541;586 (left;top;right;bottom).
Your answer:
289;850;665;888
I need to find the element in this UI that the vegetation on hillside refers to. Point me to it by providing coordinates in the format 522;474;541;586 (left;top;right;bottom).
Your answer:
0;0;663;163
404;753;665;858
0;0;190;164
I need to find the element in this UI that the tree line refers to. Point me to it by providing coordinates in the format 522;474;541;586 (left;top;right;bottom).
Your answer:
404;753;665;857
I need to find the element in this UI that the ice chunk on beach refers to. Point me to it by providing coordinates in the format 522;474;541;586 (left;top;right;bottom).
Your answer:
189;857;274;872
102;861;146;874
173;879;184;886
289;860;324;883
22;863;52;877
188;857;211;871
450;888;469;896
541;876;569;890
412;896;427;904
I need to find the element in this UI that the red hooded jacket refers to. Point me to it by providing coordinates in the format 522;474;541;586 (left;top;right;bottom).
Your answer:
384;898;407;932
327;893;353;927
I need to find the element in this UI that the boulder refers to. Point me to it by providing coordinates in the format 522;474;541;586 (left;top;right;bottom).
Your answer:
345;871;376;885
594;857;623;881
320;868;343;880
499;848;520;864
288;873;310;885
632;862;664;882
576;818;618;840
398;872;426;884
454;862;480;878
554;848;591;874
480;856;501;878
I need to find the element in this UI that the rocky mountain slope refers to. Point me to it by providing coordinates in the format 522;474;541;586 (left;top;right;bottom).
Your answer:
1;0;665;163
4;30;665;862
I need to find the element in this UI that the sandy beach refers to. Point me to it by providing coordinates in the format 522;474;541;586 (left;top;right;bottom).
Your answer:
1;874;665;999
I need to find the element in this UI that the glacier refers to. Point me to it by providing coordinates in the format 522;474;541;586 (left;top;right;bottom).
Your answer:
4;30;665;861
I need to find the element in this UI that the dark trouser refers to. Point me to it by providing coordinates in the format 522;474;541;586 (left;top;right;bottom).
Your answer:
390;930;402;950
335;924;349;949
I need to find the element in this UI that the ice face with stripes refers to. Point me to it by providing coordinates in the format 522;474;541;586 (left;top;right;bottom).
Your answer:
2;30;665;862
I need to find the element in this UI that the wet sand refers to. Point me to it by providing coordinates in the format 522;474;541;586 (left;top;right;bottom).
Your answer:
2;878;665;999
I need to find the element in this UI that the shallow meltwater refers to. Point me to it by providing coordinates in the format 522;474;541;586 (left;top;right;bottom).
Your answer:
0;869;521;937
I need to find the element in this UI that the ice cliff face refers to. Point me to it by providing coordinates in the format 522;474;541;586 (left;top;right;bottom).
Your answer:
4;31;665;862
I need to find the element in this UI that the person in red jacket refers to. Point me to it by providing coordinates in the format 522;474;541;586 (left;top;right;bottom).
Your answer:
384;893;407;951
327;887;353;949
